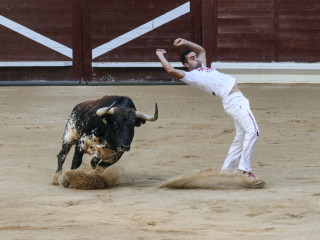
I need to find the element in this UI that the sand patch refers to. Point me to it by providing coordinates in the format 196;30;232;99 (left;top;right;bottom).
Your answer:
52;166;122;190
3;85;320;240
159;168;265;189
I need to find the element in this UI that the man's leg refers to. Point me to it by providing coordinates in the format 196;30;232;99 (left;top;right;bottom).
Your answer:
221;120;245;172
237;104;259;172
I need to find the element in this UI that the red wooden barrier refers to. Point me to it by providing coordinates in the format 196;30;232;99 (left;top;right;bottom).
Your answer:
0;0;319;83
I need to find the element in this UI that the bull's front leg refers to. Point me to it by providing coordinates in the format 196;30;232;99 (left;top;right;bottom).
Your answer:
71;140;85;170
96;152;124;168
56;142;72;173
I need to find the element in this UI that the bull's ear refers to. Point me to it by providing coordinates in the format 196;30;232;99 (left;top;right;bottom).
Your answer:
135;118;146;127
102;117;108;124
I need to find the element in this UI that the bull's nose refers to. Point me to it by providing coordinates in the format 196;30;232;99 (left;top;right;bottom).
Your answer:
120;144;131;152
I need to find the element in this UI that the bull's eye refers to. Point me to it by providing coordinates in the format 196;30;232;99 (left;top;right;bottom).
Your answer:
113;122;118;130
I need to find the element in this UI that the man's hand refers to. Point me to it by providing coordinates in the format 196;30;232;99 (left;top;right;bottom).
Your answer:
174;38;207;67
173;38;186;47
156;49;166;56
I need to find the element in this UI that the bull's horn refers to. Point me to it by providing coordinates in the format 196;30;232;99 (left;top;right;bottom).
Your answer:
135;103;158;122
96;101;116;116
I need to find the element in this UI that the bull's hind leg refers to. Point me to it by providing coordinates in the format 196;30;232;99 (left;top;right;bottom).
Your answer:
56;142;72;173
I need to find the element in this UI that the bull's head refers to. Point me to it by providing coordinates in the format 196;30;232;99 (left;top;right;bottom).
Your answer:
96;102;158;152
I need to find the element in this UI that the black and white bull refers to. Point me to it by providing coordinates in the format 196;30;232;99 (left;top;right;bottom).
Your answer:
56;95;158;173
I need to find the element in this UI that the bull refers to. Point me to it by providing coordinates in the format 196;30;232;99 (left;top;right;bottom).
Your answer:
56;95;158;173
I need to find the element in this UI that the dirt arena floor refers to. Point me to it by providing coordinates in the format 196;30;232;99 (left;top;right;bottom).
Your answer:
0;84;320;240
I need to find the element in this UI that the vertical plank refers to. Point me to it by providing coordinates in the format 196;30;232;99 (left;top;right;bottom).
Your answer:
212;0;218;62
201;0;216;65
82;0;92;83
217;0;275;62
191;0;202;45
274;0;279;61
72;0;83;82
278;0;320;62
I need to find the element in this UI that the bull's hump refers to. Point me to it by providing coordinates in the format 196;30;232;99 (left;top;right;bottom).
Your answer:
75;96;114;112
75;100;99;112
74;96;135;113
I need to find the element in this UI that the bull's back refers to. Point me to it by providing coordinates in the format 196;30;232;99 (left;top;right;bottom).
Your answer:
73;95;135;115
64;95;136;140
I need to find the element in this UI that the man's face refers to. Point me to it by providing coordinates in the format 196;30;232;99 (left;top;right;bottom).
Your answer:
185;52;202;70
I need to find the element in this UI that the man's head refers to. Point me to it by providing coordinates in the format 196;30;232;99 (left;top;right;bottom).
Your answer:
180;50;202;71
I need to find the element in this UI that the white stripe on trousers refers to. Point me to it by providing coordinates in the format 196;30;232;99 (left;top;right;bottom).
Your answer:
221;92;259;172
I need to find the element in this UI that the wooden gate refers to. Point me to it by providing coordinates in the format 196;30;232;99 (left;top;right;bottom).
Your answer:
0;0;201;83
0;0;74;82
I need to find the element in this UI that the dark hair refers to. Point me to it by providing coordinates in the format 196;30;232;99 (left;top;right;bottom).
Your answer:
180;50;192;65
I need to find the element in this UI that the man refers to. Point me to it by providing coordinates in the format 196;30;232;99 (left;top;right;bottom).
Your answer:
156;38;262;183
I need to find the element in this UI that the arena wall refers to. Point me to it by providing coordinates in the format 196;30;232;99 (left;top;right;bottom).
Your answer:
0;0;319;84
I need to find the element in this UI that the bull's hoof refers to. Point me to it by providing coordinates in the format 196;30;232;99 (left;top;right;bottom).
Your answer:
90;161;98;169
90;157;101;169
60;174;70;188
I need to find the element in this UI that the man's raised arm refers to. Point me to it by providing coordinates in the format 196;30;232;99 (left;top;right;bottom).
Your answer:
156;49;185;79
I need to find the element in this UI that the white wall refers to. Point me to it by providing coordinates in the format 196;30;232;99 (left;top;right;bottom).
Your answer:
212;62;320;84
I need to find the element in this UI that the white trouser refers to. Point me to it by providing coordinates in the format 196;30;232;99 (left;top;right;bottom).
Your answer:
221;92;259;172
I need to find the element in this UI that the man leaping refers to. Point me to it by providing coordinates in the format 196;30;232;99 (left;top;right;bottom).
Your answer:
156;38;262;184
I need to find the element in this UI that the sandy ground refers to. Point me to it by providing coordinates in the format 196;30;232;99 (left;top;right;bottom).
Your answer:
0;84;320;240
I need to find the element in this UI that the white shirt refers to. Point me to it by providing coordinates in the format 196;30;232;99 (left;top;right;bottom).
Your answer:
181;65;236;102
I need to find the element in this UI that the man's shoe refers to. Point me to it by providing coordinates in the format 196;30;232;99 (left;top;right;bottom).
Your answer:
243;171;264;185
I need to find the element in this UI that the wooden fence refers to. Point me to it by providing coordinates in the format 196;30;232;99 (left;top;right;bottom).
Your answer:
0;0;319;83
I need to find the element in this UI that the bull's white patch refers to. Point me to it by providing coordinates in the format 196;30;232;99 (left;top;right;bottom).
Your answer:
81;134;117;162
